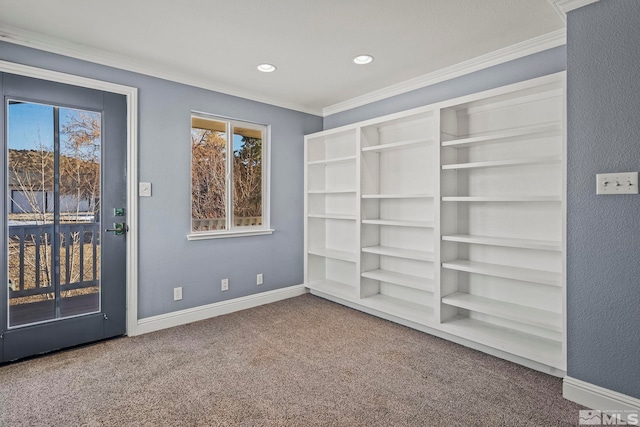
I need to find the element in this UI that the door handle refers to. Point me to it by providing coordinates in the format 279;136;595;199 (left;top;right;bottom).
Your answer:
105;223;127;235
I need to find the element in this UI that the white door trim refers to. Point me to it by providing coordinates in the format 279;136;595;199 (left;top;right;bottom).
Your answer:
0;60;140;336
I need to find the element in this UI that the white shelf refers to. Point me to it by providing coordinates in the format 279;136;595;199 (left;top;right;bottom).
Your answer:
442;259;562;287
362;137;433;152
362;219;434;228
441;122;562;148
440;316;563;369
442;156;560;170
362;245;434;261
361;269;435;292
307;155;357;165
442;234;562;251
362;193;433;199
308;189;357;194
442;292;562;332
359;294;433;325
308;213;357;220
442;196;561;202
308;248;357;263
306;279;357;300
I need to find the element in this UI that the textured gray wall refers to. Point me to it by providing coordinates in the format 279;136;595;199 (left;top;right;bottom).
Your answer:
567;0;640;398
323;46;566;129
0;41;323;319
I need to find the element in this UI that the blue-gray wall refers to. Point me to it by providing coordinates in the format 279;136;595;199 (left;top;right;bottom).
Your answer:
0;41;323;319
323;46;566;129
566;0;640;399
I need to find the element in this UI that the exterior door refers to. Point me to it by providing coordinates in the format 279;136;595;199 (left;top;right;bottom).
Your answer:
0;73;127;362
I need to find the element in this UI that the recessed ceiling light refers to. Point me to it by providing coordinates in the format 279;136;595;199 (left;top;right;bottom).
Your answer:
353;54;374;65
257;63;277;73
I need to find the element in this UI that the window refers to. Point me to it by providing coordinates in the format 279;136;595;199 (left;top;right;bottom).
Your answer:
189;113;271;239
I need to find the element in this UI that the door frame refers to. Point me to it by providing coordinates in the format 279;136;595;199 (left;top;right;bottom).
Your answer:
0;60;140;336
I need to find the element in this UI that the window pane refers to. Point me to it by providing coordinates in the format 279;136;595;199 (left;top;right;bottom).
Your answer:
232;126;262;228
191;118;227;232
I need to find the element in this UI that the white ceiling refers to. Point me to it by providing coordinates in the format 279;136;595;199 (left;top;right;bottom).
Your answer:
0;0;565;115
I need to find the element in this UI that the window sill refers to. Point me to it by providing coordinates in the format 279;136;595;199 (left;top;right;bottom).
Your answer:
187;229;275;241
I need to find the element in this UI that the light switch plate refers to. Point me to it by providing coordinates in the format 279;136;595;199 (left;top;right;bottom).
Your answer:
139;182;152;197
596;172;639;195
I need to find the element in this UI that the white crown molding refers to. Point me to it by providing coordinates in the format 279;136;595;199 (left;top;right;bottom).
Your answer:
549;0;601;22
322;29;567;117
0;24;323;116
1;23;570;118
564;376;640;422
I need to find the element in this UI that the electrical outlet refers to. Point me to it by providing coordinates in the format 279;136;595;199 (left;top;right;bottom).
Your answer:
173;286;182;301
597;172;639;195
139;182;152;197
221;278;229;291
257;273;263;285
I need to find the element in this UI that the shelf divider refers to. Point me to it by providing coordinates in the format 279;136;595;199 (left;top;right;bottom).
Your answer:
362;245;434;261
441;259;562;287
308;155;357;165
442;234;562;251
440;316;564;369
441;196;561;202
441;122;562;149
362;137;433;152
359;294;433;325
442;156;560;170
362;219;434;228
441;292;562;332
308;213;357;220
361;193;433;199
308;248;357;263
361;269;435;292
306;279;357;300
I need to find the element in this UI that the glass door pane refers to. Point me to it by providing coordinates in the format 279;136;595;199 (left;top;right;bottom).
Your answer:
6;100;101;327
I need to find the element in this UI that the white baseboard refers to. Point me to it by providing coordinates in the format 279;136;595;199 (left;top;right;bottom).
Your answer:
564;376;640;416
131;285;308;336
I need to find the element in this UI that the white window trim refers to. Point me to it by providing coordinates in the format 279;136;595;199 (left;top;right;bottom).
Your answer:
187;228;274;241
188;112;272;240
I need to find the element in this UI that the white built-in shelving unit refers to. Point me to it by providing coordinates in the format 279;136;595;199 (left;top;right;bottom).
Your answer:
304;72;566;373
438;73;565;370
359;112;436;326
304;128;359;300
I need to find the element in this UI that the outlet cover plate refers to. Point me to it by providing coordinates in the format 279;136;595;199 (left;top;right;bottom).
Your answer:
173;287;183;301
221;278;229;291
139;182;152;197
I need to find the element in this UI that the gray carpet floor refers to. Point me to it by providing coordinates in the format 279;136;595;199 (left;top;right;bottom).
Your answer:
0;294;583;426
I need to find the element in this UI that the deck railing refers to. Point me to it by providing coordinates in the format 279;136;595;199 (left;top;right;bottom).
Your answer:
8;222;100;299
192;216;262;231
9;217;262;298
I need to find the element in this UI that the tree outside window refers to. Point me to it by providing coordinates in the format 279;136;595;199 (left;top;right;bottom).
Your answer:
191;114;268;234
